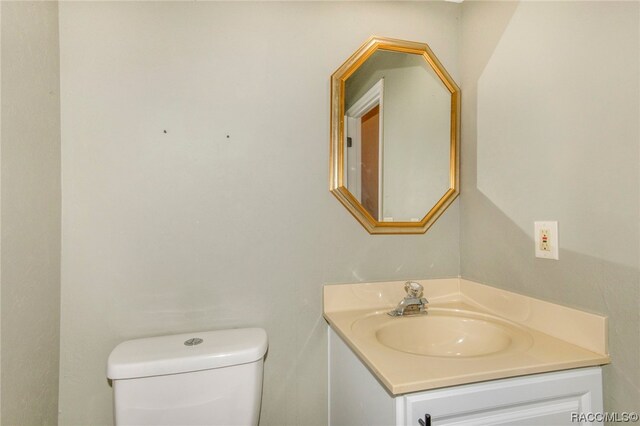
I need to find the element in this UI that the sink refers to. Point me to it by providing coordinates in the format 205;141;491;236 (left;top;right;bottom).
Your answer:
324;279;610;395
352;309;532;357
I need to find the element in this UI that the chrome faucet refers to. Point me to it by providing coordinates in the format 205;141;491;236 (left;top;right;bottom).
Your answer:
388;281;429;316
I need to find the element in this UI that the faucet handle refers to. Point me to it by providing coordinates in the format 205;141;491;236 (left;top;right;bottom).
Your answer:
404;281;423;298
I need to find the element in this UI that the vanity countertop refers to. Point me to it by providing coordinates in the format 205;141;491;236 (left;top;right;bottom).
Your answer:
323;278;610;395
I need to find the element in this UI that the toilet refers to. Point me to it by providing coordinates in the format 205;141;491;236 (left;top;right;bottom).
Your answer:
107;327;268;426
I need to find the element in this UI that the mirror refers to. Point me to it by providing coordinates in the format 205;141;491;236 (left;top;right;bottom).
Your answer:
330;36;460;234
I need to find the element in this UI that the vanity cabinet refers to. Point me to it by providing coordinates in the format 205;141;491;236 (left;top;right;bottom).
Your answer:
329;328;604;426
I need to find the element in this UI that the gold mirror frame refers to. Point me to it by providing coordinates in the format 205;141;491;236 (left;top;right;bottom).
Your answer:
329;36;460;234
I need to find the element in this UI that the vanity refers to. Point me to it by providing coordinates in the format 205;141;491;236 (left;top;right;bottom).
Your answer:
324;279;610;426
326;37;610;426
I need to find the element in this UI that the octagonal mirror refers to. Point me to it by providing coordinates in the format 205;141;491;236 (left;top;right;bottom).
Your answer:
330;36;460;234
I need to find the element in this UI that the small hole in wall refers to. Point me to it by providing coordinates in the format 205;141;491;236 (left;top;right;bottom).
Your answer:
163;130;167;134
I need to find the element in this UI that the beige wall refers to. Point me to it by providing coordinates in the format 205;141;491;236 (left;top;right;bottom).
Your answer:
57;2;461;425
0;1;62;424
460;0;640;414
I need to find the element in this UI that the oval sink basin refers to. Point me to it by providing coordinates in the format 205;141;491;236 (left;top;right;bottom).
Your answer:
352;309;532;358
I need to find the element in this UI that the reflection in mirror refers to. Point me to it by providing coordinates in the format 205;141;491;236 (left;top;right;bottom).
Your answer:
330;37;460;234
344;50;451;222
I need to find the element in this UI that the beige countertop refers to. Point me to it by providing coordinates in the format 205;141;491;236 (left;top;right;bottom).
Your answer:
323;278;610;395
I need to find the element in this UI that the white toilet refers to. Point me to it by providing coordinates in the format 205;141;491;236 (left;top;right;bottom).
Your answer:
107;327;268;426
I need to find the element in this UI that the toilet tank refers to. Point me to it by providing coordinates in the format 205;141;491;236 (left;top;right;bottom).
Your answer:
107;328;268;426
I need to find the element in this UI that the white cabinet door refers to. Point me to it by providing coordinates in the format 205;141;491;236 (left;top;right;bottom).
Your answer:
401;367;603;426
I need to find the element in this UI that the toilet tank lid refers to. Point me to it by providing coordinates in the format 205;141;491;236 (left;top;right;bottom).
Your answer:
107;327;268;380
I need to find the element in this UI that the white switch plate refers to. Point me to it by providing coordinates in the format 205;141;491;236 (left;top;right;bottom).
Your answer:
534;221;559;260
